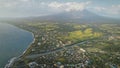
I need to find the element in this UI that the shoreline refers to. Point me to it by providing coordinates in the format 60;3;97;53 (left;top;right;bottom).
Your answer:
20;31;35;57
4;25;35;68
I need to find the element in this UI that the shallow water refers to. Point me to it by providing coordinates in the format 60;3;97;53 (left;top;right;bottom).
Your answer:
0;23;33;68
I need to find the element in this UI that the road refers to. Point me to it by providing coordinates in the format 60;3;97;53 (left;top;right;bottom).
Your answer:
25;41;87;59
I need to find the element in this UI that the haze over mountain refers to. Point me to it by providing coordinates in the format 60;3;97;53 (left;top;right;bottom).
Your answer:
8;9;118;24
0;8;119;24
0;0;120;18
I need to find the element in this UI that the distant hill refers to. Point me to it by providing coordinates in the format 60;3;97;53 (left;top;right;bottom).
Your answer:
1;10;120;24
21;10;120;23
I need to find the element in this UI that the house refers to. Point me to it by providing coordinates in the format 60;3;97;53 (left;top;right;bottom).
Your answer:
28;62;38;68
80;48;86;52
38;42;41;46
32;49;35;52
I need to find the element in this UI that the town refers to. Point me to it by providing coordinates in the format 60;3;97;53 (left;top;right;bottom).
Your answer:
6;22;120;68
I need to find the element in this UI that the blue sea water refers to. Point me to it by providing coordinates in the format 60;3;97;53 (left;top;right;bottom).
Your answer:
0;23;33;68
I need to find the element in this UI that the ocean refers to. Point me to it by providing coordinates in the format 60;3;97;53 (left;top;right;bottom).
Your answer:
0;23;33;68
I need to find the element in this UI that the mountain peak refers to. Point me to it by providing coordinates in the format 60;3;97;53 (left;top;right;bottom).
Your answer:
17;10;119;23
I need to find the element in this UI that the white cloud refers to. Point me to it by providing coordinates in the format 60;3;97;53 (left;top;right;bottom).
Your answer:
48;2;63;8
40;2;46;5
0;0;32;8
0;2;18;8
20;0;29;2
0;1;91;11
93;7;106;12
110;5;120;14
93;5;120;15
48;1;91;12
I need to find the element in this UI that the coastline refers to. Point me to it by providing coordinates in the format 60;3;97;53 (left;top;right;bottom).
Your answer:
20;31;35;57
4;25;35;68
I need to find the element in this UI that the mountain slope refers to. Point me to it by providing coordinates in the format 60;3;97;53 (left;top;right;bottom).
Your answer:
1;10;120;24
24;10;119;23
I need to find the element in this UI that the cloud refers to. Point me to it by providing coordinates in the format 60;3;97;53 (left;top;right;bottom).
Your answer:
93;5;120;15
20;0;30;2
0;0;32;8
110;5;120;14
48;1;91;12
0;1;91;11
93;7;106;12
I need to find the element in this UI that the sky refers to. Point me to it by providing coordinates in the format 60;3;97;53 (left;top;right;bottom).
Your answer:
0;0;120;18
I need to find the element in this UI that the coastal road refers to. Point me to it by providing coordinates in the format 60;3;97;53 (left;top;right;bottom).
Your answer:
25;41;87;59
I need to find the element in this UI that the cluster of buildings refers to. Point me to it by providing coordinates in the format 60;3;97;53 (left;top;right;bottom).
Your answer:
27;46;94;68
